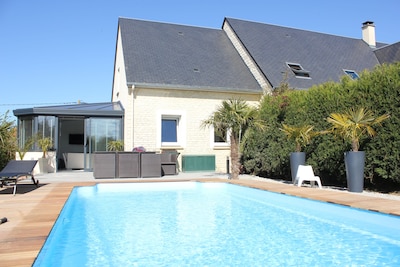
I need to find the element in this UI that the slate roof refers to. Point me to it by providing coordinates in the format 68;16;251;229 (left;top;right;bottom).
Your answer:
118;17;398;92
225;18;382;89
118;18;262;93
374;42;400;64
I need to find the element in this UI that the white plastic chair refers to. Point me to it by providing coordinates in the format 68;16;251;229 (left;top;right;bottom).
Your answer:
294;165;322;188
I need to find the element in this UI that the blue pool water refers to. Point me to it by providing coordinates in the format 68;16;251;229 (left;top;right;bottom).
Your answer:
34;182;400;266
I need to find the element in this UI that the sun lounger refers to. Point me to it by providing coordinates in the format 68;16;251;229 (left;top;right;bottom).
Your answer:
0;160;39;195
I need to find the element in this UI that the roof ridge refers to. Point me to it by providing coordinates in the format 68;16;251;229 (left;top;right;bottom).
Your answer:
225;17;365;42
118;17;220;31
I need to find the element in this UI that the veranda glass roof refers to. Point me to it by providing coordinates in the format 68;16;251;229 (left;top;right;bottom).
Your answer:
13;102;124;117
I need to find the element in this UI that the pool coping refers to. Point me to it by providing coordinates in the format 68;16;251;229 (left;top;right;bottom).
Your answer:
1;178;400;266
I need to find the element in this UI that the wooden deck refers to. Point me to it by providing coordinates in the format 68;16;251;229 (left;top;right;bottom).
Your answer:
1;178;399;266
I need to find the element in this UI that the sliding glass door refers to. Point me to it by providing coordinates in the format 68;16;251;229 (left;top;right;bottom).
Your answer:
84;117;122;171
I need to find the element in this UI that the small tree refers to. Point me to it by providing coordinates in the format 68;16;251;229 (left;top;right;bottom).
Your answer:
202;99;265;179
0;112;16;168
16;136;36;160
38;137;53;158
107;140;124;151
280;124;318;152
326;107;390;151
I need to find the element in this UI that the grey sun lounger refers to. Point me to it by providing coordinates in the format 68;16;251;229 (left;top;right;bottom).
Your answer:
0;160;39;195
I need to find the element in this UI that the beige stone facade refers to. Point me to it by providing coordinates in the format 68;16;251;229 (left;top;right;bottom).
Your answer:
113;86;261;172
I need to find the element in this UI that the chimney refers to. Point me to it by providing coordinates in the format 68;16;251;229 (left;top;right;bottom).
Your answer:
362;21;376;47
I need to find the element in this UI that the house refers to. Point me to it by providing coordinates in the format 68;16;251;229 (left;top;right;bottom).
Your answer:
111;17;399;172
111;18;264;173
14;17;400;174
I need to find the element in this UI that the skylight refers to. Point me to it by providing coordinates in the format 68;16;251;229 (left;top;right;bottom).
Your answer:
287;63;311;79
343;69;359;80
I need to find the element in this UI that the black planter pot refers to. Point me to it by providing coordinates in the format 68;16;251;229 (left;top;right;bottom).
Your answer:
290;152;306;183
344;151;365;193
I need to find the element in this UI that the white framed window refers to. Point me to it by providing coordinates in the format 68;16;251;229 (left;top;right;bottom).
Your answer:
210;126;230;148
157;111;186;148
286;62;311;79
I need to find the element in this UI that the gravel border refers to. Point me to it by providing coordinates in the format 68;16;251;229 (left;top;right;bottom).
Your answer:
239;174;400;201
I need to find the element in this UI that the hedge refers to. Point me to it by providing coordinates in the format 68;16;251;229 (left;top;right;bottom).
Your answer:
242;62;400;190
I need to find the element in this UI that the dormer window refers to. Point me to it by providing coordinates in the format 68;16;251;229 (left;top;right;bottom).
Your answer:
287;63;311;79
343;69;359;80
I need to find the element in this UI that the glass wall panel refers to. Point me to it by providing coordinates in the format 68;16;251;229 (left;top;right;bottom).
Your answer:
18;116;34;149
85;117;122;171
37;116;56;140
87;118;122;152
17;116;56;151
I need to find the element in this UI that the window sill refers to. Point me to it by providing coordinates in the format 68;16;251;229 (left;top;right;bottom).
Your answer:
160;146;183;150
212;145;230;150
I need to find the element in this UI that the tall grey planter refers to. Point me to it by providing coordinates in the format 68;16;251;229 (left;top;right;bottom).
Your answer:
344;151;365;193
290;152;306;183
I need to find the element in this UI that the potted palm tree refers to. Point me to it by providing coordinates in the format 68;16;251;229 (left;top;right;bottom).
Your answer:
107;140;124;151
281;124;318;182
16;136;36;160
37;137;53;173
326;107;389;192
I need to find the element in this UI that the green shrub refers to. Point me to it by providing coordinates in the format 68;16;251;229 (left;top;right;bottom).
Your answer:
0;112;16;169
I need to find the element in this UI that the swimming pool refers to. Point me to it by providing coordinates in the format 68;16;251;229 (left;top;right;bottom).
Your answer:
34;182;400;266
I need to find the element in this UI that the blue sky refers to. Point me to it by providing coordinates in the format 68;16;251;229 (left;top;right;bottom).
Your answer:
1;0;398;120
